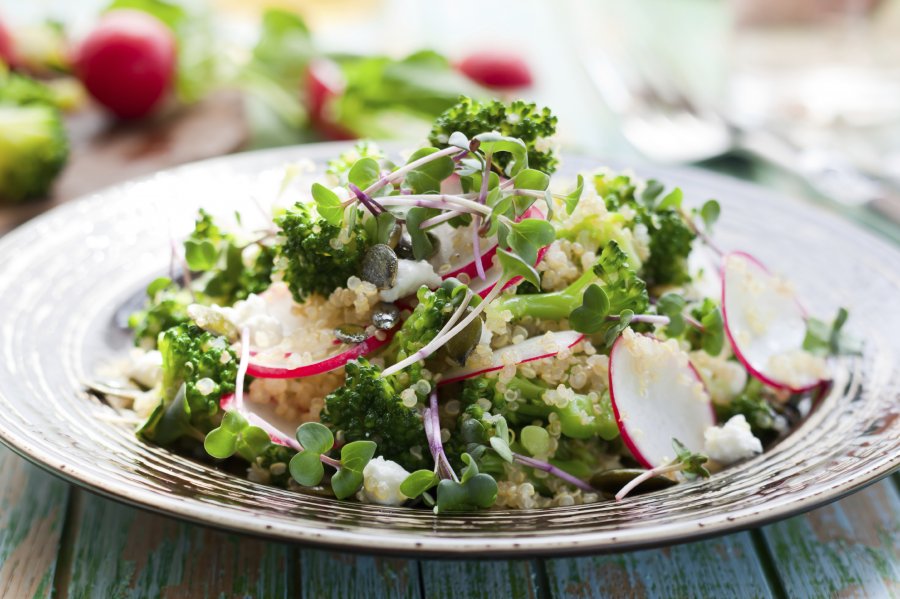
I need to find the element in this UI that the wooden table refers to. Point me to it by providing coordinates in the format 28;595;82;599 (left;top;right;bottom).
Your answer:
0;444;895;598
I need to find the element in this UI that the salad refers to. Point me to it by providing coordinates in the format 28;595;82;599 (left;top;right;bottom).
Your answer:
96;97;853;512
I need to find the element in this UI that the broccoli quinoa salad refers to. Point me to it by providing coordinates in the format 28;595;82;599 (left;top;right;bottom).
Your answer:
91;97;856;513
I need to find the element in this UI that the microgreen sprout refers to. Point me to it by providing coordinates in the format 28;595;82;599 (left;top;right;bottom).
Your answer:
615;438;710;501
288;422;377;499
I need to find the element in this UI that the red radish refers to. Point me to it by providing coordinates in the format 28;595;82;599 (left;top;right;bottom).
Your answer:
305;58;355;140
439;329;584;385
721;252;828;393
458;52;533;89
0;15;15;67
608;330;714;469
246;330;394;379
74;10;176;119
220;393;299;448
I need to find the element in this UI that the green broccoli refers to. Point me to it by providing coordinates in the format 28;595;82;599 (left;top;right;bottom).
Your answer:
319;359;427;471
459;375;619;441
138;324;238;445
428;97;558;174
385;280;478;384
0;73;68;203
598;173;696;287
492;241;649;339
276;201;370;301
128;277;193;349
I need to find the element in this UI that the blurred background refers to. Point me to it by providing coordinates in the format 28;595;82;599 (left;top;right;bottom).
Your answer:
1;0;899;238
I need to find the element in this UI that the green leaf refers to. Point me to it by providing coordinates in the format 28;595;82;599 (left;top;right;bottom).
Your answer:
521;425;550;456
331;468;364;500
497;248;540;288
489;436;513;463
406;147;455;181
221;410;249;433
203;427;237;459
699;199;720;231
435;473;498;512
672;438;710;478
348;157;380;190
467;171;500;195
514;168;550;191
296;422;334;454
803;307;859;357
569;284;611;334
658;188;683;211
403;170;441;194
289;450;325;486
340;440;377;473
405;207;440;260
374;212;398;245
657;292;687;337
460;453;480;483
147;277;174;298
474;133;528;176
494;418;509;444
641;179;664;204
603;309;634;348
235;425;272;462
564;174;584;215
400;470;439;498
184;239;218;271
700;307;724;356
311;183;344;226
448;131;469;149
507;219;555;265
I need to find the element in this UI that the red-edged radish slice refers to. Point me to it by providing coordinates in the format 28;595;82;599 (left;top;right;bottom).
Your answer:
721;252;829;393
247;331;394;379
609;329;714;469
436;205;546;282
220;393;299;449
439;330;584;385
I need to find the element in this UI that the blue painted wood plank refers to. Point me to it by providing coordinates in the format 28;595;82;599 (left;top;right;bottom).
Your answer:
420;559;539;599
761;478;899;598
298;549;420;599
0;446;70;599
544;531;772;598
61;491;293;598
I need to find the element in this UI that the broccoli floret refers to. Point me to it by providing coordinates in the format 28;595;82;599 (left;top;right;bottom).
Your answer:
276;202;370;301
128;277;192;349
428;96;558;174
138;324;237;445
185;209;275;305
598;174;696;287
319;359;427;471
0;73;58;106
0;80;68;203
386;280;476;384
492;241;649;337
460;375;619;441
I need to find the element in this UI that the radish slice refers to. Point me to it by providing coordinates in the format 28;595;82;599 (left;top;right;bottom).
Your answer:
247;330;394;379
439;330;584;385
721;252;829;393
609;329;714;469
434;205;546;282
220;393;299;448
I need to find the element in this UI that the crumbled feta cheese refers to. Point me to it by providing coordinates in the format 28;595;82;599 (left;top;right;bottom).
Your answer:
703;415;762;465
379;259;441;302
126;349;163;388
358;457;410;506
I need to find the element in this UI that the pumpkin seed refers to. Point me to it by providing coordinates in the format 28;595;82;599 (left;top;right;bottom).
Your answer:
361;243;398;289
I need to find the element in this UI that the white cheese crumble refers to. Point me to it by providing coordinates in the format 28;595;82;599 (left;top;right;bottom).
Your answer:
358;457;410;506
125;348;163;388
379;259;441;303
703;415;762;465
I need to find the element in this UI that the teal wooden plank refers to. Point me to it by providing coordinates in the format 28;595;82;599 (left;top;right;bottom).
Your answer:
61;491;293;598
761;478;900;598
420;560;539;599
544;531;771;598
298;549;419;599
0;446;70;599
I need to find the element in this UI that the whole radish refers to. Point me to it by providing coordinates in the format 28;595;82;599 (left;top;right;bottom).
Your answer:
457;52;533;90
74;10;176;119
0;14;15;67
